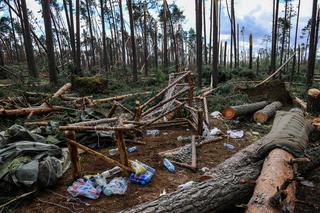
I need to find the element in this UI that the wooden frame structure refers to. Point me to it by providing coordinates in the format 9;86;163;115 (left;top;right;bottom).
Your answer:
60;118;134;178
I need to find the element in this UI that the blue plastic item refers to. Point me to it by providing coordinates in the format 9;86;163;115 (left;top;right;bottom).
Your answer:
163;158;175;173
129;170;154;185
127;146;137;153
223;143;235;149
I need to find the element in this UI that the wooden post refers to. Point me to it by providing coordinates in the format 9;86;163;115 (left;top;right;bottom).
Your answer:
134;100;142;121
187;73;194;107
197;109;203;135
65;130;81;179
115;130;129;168
107;102;118;118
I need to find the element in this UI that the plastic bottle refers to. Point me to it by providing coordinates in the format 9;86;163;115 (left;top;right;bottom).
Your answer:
139;162;156;175
163;158;175;173
109;148;118;156
127;146;137;153
129;170;154;185
101;166;121;179
223;143;235;149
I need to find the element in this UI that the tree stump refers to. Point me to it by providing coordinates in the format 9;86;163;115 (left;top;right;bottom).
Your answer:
307;88;320;115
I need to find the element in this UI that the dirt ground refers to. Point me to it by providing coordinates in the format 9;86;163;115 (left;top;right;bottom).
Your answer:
15;117;260;213
7;116;320;213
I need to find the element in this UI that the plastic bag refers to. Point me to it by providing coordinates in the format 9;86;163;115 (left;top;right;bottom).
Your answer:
67;178;101;199
129;160;146;175
103;177;128;196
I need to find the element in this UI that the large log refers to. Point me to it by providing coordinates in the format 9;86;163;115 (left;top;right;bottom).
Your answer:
223;101;268;120
122;110;312;213
307;88;320;115
246;149;296;213
253;101;282;123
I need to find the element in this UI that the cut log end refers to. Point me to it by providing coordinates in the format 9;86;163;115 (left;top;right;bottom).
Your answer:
254;112;268;123
308;88;320;97
222;107;236;120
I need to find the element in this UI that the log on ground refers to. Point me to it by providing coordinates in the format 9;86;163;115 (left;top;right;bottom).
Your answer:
253;101;282;123
223;101;268;120
122;110;312;213
247;149;296;213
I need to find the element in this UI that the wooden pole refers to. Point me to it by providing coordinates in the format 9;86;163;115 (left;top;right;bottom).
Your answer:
191;135;197;168
107;102;118;118
197;110;203;135
65;130;81;178
115;130;129;167
67;138;132;172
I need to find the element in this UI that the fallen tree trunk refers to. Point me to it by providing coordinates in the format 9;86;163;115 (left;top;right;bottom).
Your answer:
253;101;282;123
307;88;320;115
0;106;64;117
246;149;296;213
223;101;268;120
41;83;72;107
122;110;312;213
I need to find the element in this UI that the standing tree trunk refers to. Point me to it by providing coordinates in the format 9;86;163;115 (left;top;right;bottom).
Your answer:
203;0;207;65
85;0;95;68
20;0;38;78
100;0;109;76
119;0;126;69
163;0;168;73
154;21;158;69
196;0;203;88
127;0;138;82
75;0;82;75
249;33;253;69
270;0;279;74
291;0;301;81
297;44;301;74
42;0;58;85
307;0;318;88
279;0;288;80
143;0;148;76
212;0;219;87
224;41;227;67
208;0;213;64
256;56;260;76
64;0;76;68
231;0;237;68
8;4;19;62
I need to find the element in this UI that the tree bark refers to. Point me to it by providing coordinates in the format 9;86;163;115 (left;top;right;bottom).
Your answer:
212;0;219;87
291;0;301;81
143;0;148;76
42;0;58;85
121;110;312;213
163;0;168;73
75;0;82;75
247;149;296;213
223;101;269;120
270;0;279;74
307;0;318;88
249;33;253;69
196;0;202;88
307;88;320;115
127;0;138;82
254;101;282;124
85;0;95;67
119;0;126;69
20;0;38;78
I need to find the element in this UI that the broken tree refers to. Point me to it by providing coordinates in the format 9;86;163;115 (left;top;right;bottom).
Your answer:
121;110;312;213
223;101;268;119
253;101;282;123
307;88;320;115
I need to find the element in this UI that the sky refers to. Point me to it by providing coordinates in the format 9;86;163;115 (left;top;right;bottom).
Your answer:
0;0;315;54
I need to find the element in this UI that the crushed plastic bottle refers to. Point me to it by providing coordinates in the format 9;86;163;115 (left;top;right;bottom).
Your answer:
146;129;160;136
109;148;118;156
129;170;154;185
223;143;235;149
129;160;146;175
163;158;175;173
103;177;128;196
127;146;137;153
101;166;121;179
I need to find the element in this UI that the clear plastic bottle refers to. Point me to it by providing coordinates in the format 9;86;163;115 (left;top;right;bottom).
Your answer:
101;166;121;179
163;158;175;173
